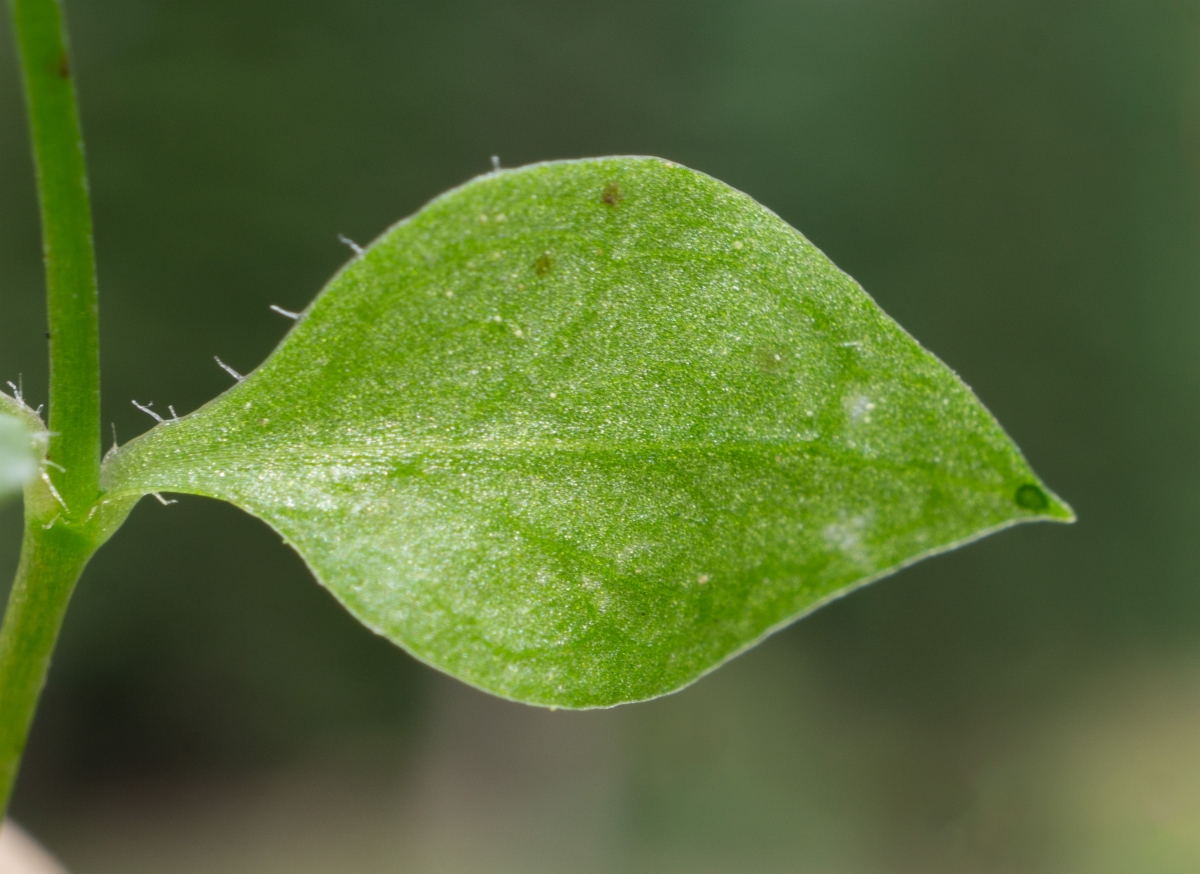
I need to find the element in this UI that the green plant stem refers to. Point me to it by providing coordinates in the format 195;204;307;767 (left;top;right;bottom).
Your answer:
9;0;102;512
0;524;92;815
0;0;104;819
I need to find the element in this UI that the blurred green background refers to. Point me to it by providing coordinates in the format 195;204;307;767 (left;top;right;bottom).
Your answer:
2;1;1198;871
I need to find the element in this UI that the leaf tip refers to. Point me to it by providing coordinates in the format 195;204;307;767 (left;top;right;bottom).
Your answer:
1014;481;1075;523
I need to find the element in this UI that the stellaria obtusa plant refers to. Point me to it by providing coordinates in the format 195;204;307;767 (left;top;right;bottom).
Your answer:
0;0;1073;825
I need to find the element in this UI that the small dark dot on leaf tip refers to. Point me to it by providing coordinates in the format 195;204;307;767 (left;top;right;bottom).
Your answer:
1015;483;1049;511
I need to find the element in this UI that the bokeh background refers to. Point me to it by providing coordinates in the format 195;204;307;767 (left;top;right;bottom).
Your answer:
1;1;1198;871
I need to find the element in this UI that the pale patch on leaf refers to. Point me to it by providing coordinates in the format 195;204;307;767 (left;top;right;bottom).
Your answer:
0;406;39;500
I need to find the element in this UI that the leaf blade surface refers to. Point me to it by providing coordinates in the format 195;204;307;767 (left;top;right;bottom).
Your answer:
101;157;1071;706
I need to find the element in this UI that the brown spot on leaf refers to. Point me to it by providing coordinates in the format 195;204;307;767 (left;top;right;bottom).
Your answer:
601;182;624;206
57;54;70;78
535;252;553;276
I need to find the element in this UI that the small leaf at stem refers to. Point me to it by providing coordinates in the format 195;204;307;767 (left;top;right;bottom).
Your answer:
101;158;1072;707
0;414;37;498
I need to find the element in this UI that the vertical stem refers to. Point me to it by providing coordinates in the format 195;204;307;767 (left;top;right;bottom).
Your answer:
1;0;106;818
0;524;92;815
8;0;101;513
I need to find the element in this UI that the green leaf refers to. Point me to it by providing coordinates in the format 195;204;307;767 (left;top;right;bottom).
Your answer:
0;411;38;499
100;157;1072;707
